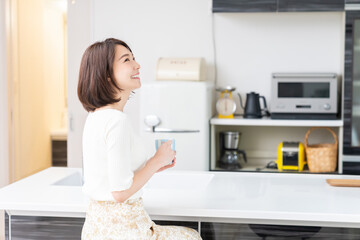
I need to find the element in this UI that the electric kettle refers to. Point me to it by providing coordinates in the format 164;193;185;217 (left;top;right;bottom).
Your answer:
238;92;270;118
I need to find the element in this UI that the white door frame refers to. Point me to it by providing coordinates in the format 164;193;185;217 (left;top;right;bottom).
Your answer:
2;0;19;185
67;0;92;167
0;0;15;187
0;0;8;189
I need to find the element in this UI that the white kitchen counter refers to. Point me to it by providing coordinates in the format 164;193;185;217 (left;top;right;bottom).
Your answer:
1;167;360;228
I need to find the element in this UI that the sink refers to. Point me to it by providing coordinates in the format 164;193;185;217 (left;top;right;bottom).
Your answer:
51;171;214;190
52;172;83;186
145;172;214;190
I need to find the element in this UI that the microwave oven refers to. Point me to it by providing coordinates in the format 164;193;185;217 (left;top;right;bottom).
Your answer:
270;73;340;120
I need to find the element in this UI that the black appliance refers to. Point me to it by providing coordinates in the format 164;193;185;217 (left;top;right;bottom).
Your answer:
343;6;360;174
249;224;321;240
238;92;270;118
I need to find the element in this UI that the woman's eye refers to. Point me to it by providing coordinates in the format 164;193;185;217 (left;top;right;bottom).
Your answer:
124;58;129;62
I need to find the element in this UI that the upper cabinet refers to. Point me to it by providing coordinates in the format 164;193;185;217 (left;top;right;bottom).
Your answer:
212;0;277;13
278;0;344;12
213;0;345;13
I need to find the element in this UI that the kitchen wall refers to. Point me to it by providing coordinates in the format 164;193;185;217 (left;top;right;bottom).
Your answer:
215;12;344;113
67;0;345;167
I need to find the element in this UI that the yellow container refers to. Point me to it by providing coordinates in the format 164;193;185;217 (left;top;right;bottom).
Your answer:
276;142;306;171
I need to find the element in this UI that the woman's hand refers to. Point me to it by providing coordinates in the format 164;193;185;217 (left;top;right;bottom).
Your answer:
156;157;176;173
151;141;176;169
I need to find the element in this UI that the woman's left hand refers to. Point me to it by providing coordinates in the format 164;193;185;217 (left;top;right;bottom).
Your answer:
156;157;176;173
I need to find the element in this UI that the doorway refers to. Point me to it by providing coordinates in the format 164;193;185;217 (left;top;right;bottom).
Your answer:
7;0;68;182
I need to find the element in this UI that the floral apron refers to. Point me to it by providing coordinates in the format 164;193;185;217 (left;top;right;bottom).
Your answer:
81;198;202;240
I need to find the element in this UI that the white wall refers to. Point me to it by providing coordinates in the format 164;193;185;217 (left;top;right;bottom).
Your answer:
214;12;344;114
91;0;216;134
67;0;345;166
92;0;215;85
91;1;343;116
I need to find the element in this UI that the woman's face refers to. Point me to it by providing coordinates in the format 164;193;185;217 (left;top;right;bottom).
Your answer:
112;44;141;93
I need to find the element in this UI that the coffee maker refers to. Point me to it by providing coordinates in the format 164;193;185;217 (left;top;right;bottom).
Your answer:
219;131;247;170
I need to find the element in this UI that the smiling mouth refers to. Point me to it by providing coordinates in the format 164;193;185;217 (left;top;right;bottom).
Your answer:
131;74;140;79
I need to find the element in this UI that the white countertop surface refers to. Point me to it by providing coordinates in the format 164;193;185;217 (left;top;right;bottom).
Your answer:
1;167;360;227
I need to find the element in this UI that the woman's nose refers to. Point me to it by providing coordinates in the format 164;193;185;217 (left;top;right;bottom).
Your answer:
134;61;140;70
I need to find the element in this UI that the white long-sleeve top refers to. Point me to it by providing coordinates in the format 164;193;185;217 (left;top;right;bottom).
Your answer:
82;109;148;201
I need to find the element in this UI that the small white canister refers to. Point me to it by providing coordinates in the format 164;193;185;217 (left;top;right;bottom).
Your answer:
156;57;205;81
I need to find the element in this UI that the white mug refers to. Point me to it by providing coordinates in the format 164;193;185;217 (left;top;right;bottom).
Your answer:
155;139;176;165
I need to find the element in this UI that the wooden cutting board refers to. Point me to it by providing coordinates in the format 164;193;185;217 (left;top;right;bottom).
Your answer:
326;179;360;187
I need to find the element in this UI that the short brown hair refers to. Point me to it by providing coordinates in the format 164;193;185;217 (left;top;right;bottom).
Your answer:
77;38;133;112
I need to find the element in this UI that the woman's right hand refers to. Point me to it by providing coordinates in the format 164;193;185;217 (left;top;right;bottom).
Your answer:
152;140;176;169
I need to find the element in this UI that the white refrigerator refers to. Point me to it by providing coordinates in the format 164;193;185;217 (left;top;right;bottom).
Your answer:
138;81;213;171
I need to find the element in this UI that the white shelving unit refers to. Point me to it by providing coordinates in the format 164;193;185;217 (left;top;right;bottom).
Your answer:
210;117;344;174
210;117;343;127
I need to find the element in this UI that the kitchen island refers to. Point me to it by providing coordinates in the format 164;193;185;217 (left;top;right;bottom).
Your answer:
1;167;360;239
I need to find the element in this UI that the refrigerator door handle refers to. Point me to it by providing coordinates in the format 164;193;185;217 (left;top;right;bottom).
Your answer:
144;115;200;133
145;127;200;133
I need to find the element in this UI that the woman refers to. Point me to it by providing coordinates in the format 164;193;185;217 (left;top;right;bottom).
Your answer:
78;38;202;240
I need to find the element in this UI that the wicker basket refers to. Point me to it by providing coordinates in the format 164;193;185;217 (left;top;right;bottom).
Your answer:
304;127;338;173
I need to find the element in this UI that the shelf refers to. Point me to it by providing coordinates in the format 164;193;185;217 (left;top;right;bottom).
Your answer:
212;167;338;174
213;162;339;174
50;128;68;141
210;116;343;127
